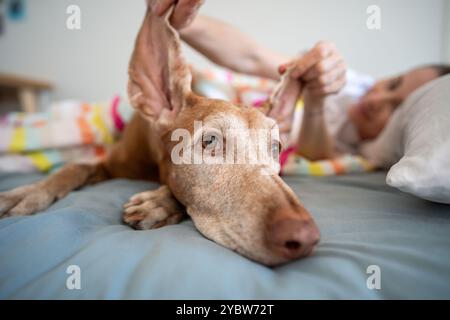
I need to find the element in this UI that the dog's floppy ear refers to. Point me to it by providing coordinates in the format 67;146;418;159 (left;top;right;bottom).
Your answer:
128;3;191;124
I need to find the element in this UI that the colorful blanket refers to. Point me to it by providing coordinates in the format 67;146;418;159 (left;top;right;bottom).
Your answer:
0;96;133;172
0;68;373;175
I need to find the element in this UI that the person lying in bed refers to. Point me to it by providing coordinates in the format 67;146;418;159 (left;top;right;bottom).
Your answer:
174;15;450;160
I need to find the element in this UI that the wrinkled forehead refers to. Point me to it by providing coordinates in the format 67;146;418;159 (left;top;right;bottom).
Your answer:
174;97;278;136
203;110;277;132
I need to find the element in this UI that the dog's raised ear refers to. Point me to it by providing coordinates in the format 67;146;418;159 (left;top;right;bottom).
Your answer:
260;69;302;145
265;69;301;119
128;3;191;125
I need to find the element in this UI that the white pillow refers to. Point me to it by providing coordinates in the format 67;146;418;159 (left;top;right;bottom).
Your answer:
360;75;450;204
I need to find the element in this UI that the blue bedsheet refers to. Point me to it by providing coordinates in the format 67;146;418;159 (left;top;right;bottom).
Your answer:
1;172;450;299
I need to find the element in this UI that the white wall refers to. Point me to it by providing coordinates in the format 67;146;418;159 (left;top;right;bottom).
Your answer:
0;0;447;102
444;0;450;62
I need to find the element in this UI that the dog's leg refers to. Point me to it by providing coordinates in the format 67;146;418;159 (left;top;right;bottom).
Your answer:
122;185;186;230
0;162;108;218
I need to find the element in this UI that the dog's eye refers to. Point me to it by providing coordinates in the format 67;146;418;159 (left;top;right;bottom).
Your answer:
202;134;218;149
271;141;281;157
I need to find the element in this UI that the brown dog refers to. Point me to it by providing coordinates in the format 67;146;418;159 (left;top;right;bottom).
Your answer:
0;5;319;266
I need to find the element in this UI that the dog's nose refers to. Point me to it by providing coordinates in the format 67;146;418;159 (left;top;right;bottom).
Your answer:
267;218;320;260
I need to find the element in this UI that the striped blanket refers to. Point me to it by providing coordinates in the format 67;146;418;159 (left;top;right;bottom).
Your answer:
0;96;133;172
0;68;373;176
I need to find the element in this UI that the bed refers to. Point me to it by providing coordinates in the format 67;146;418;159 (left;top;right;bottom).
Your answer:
1;171;450;299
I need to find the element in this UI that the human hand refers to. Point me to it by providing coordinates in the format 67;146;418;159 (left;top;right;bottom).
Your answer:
150;0;205;29
279;41;347;99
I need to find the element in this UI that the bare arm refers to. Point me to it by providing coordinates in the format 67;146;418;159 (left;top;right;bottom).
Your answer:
281;42;347;160
297;95;335;160
179;15;289;80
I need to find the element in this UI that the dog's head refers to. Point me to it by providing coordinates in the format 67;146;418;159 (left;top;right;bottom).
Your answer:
128;4;319;266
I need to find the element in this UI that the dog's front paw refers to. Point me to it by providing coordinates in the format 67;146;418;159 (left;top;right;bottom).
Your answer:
122;185;186;230
0;184;54;218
